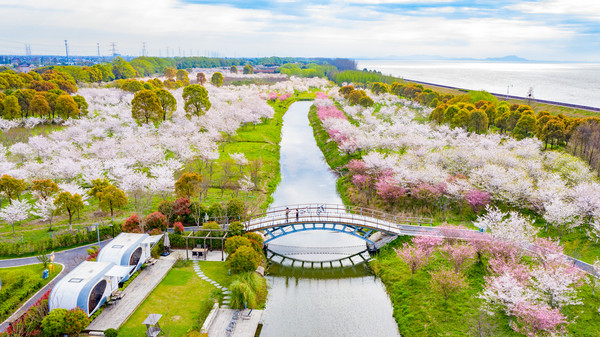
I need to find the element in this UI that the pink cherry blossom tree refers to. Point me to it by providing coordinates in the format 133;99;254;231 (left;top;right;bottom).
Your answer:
395;244;431;280
430;268;468;305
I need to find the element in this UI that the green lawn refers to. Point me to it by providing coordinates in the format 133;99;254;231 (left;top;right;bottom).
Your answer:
118;261;230;337
0;263;63;322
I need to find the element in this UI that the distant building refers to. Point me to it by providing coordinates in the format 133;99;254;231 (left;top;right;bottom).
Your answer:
49;261;132;316
97;233;161;282
15;63;31;73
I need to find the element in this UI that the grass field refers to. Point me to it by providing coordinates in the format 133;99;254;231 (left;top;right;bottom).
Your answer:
118;261;231;337
0;263;63;322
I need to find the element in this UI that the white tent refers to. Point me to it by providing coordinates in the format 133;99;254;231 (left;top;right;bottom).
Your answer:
97;233;161;282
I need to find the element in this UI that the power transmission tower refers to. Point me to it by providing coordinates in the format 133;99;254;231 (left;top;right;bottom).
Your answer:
25;44;31;56
166;46;169;58
97;43;100;57
110;42;117;57
64;40;69;63
178;47;181;57
142;42;146;57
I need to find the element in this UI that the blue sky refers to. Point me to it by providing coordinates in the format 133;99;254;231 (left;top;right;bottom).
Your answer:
0;0;598;61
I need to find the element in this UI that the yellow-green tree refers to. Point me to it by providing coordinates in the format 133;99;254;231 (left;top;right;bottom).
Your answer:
30;93;50;118
31;179;59;200
469;110;489;134
98;185;128;222
131;89;162;123
0;175;28;205
154;88;177;121
211;72;224;87
243;65;254;74
2;95;21;119
196;72;206;85
164;67;176;80
182;84;211;117
175;172;203;198
55;94;80;119
230;65;238;74
54;191;84;229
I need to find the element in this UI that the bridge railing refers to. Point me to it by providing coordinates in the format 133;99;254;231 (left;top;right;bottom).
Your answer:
245;203;433;227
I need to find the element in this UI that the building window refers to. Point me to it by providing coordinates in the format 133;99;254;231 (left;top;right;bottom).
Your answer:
88;280;107;313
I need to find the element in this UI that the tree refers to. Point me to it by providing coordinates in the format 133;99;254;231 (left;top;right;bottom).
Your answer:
514;114;537;139
510;303;567;337
32;197;57;227
98;185;128;222
154;88;176;121
0;175;28;204
474;206;538;244
225;235;253;255
31;179;59;200
164;67;176;80
430;268;468;305
543;198;582;243
196;72;206;85
176;69;189;83
211;72;223;87
122;214;142;233
112;57;137;79
464;189;490;213
145;211;168;232
226;198;246;220
0;199;31;234
175;172;203;198
63;308;90;335
395;244;431;280
243;65;254;74
131;89;162;124
182;84;211;117
29;93;50;118
441;244;476;272
55;94;79;119
229;221;245;236
230;65;238;73
469;109;489;134
88;178;111;209
541;118;566;149
41;308;68;337
3;95;21;119
54;191;84;230
228;245;259;273
73;94;89;115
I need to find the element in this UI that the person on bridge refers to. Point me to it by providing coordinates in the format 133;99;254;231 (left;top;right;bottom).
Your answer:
285;207;290;222
295;208;299;222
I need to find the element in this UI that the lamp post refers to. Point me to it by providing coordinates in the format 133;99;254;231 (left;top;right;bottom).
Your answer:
95;223;100;246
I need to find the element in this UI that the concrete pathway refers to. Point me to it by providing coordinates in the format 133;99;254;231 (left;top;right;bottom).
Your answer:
86;255;176;332
0;240;111;332
193;261;231;308
207;309;263;337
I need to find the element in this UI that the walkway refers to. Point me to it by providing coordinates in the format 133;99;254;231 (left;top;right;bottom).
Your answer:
207;309;263;337
86;255;176;332
0;240;111;332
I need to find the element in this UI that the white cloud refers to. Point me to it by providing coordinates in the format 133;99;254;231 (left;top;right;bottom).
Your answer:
510;0;600;20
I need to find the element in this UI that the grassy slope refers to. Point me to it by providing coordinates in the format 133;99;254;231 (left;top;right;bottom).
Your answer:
371;237;600;337
0;263;63;322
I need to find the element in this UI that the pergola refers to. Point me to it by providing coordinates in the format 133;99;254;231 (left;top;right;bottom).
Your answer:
185;229;230;261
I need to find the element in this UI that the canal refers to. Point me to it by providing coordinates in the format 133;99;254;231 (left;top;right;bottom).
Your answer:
259;101;400;337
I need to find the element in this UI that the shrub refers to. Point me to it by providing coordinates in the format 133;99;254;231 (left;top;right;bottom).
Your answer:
228;221;245;236
173;197;191;217
145;212;168;232
226;199;246;220
41;308;67;337
229;272;267;309
173;222;184;234
64;308;90;335
224;236;253;256
104;328;118;337
157;200;175;223
208;202;223;220
228;246;259;274
148;228;163;235
244;232;263;248
122;214;142;233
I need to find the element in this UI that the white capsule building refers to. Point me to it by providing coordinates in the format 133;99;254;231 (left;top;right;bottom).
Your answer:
48;261;133;316
97;233;161;282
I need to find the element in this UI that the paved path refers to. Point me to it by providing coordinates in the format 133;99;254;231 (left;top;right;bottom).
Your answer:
207;309;263;337
0;240;111;332
86;255;176;332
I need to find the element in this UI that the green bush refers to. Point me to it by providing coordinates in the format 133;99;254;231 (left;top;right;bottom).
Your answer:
224;236;252;256
228;221;245;236
228;246;259;274
41;308;67;337
104;328;118;337
64;308;90;335
229;272;267;309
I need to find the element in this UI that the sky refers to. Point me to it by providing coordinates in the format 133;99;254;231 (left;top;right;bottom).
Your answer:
0;0;598;61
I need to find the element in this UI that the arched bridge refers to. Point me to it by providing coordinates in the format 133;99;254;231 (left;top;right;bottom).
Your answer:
244;204;475;248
